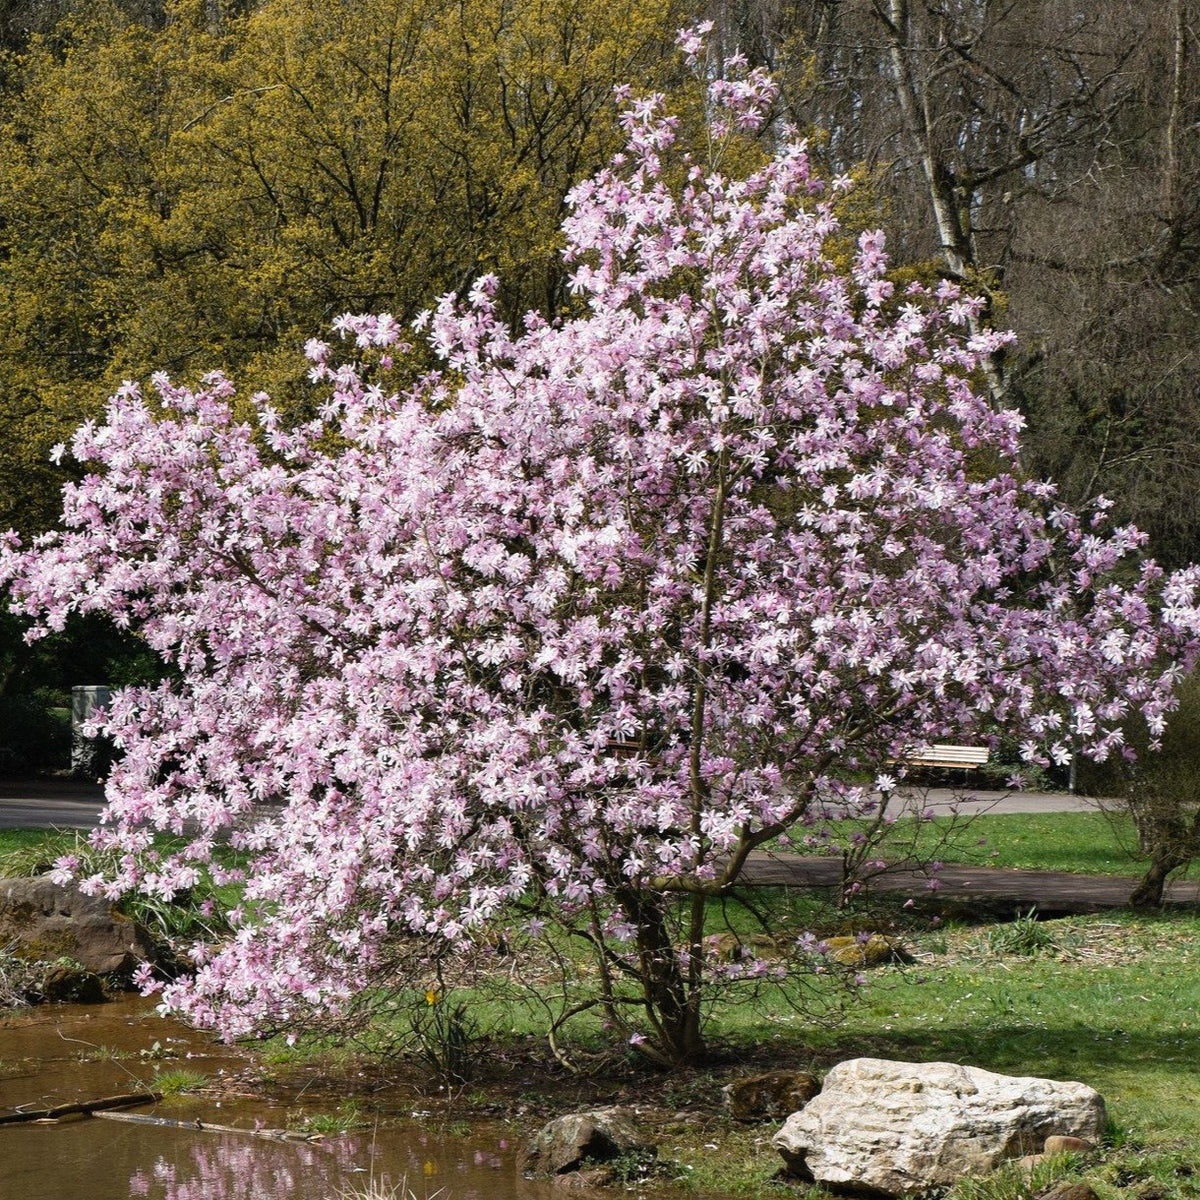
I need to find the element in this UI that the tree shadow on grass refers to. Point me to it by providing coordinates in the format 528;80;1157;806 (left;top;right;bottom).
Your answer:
807;1021;1200;1090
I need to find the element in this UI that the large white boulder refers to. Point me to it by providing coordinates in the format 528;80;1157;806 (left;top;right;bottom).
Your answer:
773;1058;1106;1196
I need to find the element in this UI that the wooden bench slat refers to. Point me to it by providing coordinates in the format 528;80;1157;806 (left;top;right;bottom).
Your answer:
898;744;989;769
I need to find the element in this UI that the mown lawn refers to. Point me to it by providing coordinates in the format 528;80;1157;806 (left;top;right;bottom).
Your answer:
667;909;1200;1197
914;810;1146;876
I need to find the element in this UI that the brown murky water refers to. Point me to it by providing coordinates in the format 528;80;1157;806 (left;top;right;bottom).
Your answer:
0;998;669;1200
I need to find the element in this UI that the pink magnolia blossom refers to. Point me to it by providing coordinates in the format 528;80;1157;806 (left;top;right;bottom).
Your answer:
3;43;1199;1055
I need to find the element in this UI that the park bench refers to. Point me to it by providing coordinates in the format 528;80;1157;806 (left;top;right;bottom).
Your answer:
898;744;989;771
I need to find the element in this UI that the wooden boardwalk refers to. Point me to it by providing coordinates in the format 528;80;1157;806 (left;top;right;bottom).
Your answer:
741;851;1200;915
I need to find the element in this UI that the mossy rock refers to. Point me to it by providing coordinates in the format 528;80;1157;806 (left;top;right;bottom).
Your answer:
0;877;155;976
824;934;910;967
708;932;789;962
724;1071;821;1121
32;963;107;1004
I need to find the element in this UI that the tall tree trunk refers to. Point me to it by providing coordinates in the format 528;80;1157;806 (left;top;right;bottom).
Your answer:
873;0;1009;407
1163;0;1186;218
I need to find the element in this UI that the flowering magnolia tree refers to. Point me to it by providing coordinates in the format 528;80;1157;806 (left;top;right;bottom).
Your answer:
4;38;1200;1064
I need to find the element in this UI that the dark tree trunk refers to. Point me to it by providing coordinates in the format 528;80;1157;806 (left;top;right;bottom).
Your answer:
1129;852;1187;909
619;887;706;1064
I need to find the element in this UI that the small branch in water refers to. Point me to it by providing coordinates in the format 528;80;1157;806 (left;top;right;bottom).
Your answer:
1;1090;324;1142
0;1091;162;1124
93;1110;326;1142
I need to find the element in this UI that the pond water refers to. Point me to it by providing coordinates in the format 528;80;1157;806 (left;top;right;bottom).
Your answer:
1;997;705;1200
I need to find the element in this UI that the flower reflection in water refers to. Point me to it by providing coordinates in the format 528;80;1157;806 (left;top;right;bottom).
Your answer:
127;1134;364;1200
124;1128;511;1200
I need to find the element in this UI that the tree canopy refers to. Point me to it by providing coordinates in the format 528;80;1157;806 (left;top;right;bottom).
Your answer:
0;0;685;540
0;0;688;714
6;0;1200;566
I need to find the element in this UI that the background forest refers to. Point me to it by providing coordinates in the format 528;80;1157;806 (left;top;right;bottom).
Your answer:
1;0;1198;773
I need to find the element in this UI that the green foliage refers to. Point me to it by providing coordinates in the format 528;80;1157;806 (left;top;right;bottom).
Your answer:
661;1118;819;1196
148;1067;209;1095
0;611;163;720
0;692;70;772
982;909;1062;957
1095;1146;1200;1200
0;829;89;876
602;1146;662;1183
406;987;482;1085
137;1039;176;1061
74;1041;132;1063
293;1101;368;1135
0;0;688;542
122;884;233;952
946;1141;1200;1200
949;1154;1083;1200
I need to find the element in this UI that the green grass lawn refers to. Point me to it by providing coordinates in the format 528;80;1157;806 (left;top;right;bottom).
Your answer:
669;910;1200;1197
802;807;1150;877
0;827;86;873
918;810;1146;876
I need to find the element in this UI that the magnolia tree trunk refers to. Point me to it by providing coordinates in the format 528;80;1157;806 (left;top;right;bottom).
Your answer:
1129;852;1188;909
618;888;706;1064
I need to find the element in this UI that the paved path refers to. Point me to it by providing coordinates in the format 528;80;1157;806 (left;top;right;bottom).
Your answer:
0;778;104;830
0;780;1102;831
740;851;1199;913
1;777;1189;914
898;787;1104;817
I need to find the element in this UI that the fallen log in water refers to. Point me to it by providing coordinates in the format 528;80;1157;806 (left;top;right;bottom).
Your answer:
0;1090;162;1124
1;1089;322;1141
93;1109;324;1142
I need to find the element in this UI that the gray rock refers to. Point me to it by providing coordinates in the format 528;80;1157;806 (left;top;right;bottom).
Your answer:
0;876;155;976
523;1106;655;1176
773;1058;1106;1196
